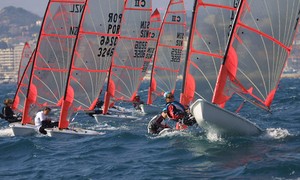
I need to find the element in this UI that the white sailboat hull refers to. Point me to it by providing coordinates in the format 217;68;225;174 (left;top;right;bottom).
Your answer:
93;113;138;123
190;99;262;136
9;122;38;136
45;127;101;137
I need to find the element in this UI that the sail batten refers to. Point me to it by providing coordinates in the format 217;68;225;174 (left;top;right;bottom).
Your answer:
147;0;186;105
102;0;152;113
13;49;35;113
58;0;126;127
22;0;86;124
180;0;238;106
212;0;300;109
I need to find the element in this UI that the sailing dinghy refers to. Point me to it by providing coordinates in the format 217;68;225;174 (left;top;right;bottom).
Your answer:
132;9;162;115
10;48;36;135
94;0;153;121
11;0;89;136
189;0;300;136
46;0;128;136
147;0;187;104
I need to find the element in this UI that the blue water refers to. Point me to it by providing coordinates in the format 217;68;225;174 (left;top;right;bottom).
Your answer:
0;78;300;179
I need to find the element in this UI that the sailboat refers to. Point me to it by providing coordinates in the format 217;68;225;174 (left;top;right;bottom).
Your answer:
147;0;186;105
94;0;153;121
189;0;300;136
46;0;127;136
133;8;163;115
10;0;88;136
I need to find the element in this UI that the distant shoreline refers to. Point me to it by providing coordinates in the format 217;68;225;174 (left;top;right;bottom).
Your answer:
281;73;300;79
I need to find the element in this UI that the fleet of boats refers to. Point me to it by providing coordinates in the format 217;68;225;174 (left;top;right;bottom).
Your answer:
2;0;300;137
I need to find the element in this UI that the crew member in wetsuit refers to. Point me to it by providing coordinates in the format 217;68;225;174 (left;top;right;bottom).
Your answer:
148;92;196;134
148;108;170;134
132;95;144;111
1;98;21;123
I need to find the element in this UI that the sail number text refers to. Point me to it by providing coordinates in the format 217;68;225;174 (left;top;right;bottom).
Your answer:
134;41;148;58
171;49;182;62
107;13;122;34
97;36;118;57
70;4;84;13
145;47;155;59
135;0;146;7
171;32;184;62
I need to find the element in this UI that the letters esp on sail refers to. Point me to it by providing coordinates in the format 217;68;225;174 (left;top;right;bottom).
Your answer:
103;0;152;114
135;8;162;100
59;0;126;128
21;0;86;124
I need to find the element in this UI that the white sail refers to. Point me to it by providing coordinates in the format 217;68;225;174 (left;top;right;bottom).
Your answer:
22;0;86;124
180;0;239;106
59;0;125;128
147;0;186;104
103;0;152;114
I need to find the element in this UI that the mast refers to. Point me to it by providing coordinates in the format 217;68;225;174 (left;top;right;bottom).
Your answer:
103;0;152;114
22;0;86;124
17;42;32;84
180;0;240;106
22;1;51;124
180;0;197;105
212;0;300;110
59;0;88;129
147;0;186;104
221;0;243;65
12;49;35;112
147;8;165;105
60;0;126;126
103;0;129;114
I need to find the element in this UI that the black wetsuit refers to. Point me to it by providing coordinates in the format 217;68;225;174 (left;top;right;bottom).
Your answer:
148;114;169;134
39;120;59;134
1;106;21;123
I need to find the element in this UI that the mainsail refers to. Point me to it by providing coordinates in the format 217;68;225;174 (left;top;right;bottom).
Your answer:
59;0;125;128
22;0;86;124
147;0;186;104
17;42;32;84
103;0;152;114
213;0;300;110
138;9;161;93
13;50;36;113
180;0;239;106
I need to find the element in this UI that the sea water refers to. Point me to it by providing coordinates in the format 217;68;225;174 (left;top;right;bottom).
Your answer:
0;78;299;179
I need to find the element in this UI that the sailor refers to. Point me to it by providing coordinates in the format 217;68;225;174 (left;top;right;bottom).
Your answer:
34;107;58;134
132;94;144;111
163;91;196;130
148;108;170;134
1;98;21;123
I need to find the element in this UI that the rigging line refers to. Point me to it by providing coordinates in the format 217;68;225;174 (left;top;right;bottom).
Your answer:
235;92;271;113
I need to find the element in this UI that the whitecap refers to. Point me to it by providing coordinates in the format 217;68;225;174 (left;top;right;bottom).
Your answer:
263;128;291;139
94;123;129;131
205;129;224;142
0;127;14;137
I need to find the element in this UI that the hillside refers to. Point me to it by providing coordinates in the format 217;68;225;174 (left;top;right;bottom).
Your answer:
0;6;41;45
